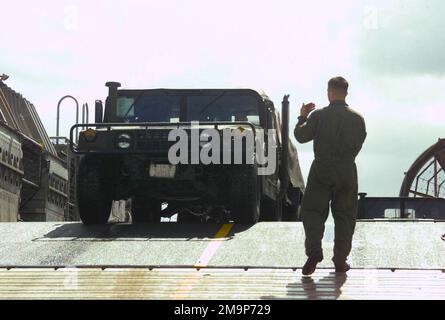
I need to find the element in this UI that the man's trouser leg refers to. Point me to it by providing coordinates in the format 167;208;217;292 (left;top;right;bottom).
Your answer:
301;161;332;260
331;163;358;262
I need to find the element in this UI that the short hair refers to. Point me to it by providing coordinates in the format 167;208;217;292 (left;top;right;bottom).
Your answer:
328;76;349;94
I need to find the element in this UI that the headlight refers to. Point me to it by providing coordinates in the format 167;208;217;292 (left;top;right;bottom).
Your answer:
117;133;132;149
82;128;97;142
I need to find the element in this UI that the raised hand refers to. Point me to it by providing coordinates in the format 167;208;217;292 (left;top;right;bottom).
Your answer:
300;102;316;117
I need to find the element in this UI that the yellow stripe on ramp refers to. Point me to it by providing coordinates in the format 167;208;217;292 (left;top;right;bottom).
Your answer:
173;223;233;299
195;223;233;268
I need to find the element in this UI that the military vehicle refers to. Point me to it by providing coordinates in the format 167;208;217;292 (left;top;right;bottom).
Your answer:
70;82;305;225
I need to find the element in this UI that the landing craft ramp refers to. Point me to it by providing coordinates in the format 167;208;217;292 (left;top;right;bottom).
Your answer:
0;221;444;299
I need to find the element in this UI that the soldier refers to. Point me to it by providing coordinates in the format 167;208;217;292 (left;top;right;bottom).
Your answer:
294;76;367;276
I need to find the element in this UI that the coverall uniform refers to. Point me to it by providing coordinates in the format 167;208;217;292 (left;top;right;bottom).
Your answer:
294;100;367;262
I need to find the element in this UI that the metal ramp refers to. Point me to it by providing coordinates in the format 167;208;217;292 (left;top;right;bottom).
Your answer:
0;221;444;299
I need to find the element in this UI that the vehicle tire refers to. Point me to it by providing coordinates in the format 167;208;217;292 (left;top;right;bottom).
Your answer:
260;195;282;221
229;165;261;224
132;197;161;223
77;157;112;225
282;187;302;221
282;204;300;221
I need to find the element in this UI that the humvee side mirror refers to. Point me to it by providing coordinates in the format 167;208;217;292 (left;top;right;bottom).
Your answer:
95;100;103;123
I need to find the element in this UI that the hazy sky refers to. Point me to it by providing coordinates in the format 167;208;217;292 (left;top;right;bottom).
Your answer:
1;0;444;197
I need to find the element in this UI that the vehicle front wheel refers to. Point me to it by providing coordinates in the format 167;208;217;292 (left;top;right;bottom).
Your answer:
260;195;282;222
282;203;300;221
282;187;302;221
229;166;261;224
77;157;112;225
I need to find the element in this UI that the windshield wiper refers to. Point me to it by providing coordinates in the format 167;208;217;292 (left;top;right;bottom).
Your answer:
122;91;145;121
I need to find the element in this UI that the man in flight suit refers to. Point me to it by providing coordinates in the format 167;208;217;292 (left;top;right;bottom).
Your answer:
294;77;367;276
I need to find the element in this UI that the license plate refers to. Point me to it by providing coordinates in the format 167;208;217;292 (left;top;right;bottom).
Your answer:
149;164;176;178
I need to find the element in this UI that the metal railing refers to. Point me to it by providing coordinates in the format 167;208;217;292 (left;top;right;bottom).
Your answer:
358;195;445;220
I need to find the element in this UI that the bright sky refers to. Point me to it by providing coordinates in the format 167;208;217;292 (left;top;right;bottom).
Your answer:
1;0;444;196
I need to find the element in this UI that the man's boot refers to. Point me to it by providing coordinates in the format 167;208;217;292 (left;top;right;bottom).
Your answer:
332;258;351;273
302;257;322;276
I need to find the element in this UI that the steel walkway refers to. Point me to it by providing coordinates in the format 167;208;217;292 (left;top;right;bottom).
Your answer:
1;268;445;300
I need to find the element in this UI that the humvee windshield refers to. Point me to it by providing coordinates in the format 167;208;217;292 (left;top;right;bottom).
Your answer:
116;94;260;124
